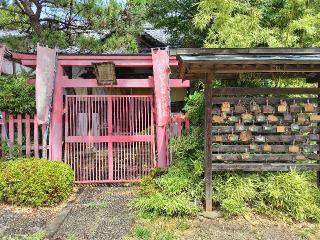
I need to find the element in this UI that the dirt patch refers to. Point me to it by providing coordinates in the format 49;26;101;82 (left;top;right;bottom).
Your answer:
181;213;320;240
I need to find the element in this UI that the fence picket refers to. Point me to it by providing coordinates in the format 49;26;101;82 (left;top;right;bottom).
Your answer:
17;115;23;157
17;115;22;145
1;112;7;158
42;124;47;158
9;115;14;144
34;116;39;158
0;113;48;159
25;115;31;157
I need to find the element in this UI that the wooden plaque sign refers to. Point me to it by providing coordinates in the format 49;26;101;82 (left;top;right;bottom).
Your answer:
93;62;117;85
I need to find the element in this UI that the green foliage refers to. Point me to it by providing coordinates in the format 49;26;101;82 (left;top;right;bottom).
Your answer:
148;0;320;48
183;90;204;126
213;172;320;222
213;173;261;217
0;0;146;53
1;231;45;240
258;172;320;221
194;0;320;48
0;75;35;115
134;226;152;239
132;128;204;217
84;201;108;209
132;216;186;240
146;0;205;47
0;141;23;161
133;193;199;217
158;231;176;240
0;158;74;207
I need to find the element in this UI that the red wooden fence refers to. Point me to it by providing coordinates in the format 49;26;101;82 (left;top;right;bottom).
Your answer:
0;112;47;158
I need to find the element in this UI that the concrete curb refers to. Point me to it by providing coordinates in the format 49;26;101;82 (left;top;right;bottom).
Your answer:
44;188;83;239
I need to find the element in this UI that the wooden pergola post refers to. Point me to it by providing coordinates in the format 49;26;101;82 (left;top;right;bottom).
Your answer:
204;72;214;211
318;81;320;188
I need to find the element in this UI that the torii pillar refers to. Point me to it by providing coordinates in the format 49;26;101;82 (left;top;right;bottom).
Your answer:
151;48;171;168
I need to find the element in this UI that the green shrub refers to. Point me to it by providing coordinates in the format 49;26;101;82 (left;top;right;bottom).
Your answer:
0;75;35;115
133;193;199;217
213;173;260;216
183;90;204;126
158;231;176;240
132;128;204;216
0;158;74;207
1;141;23;161
134;226;152;239
213;171;320;222
258;172;320;221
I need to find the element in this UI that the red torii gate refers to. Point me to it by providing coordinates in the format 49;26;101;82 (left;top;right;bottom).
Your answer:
11;49;189;171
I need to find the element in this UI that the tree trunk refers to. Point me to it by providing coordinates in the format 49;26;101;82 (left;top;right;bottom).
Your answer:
30;15;42;34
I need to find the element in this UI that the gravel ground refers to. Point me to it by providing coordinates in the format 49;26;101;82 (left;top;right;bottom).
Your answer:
52;186;137;240
181;213;318;240
3;187;317;240
0;204;56;237
0;186;137;240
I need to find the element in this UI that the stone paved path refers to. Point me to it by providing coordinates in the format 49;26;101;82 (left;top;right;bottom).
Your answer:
52;186;137;240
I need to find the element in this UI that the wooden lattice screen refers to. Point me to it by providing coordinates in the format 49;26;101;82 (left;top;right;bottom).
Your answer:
211;89;320;172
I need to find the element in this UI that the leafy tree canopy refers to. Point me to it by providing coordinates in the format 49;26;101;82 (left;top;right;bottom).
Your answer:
194;0;320;48
146;0;206;47
147;0;320;48
0;0;146;52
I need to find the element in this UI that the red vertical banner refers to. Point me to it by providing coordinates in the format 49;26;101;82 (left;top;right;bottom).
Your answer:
152;48;170;168
35;45;57;124
0;46;5;75
151;48;171;126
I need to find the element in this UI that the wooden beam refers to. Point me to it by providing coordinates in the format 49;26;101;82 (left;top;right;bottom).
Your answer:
212;154;320;162
182;59;320;66
212;145;319;153
212;97;319;105
60;77;190;88
212;134;320;143
212;126;320;134
15;53;179;67
317;81;320;188
204;72;214;212
186;73;320;81
186;63;320;77
173;48;320;56
212;163;320;171
211;64;320;73
212;87;320;95
178;61;187;80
